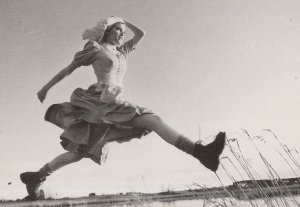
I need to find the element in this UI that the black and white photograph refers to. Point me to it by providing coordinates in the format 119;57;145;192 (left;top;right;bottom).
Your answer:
0;0;300;206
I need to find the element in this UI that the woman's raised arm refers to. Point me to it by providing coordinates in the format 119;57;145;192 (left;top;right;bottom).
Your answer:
37;62;79;103
124;20;146;48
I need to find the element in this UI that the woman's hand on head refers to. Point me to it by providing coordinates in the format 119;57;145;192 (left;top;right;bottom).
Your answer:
37;88;48;103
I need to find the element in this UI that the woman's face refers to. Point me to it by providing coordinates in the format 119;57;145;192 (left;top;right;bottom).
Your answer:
104;23;126;45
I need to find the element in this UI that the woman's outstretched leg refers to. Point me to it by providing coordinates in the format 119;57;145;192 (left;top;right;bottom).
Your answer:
20;152;83;200
128;114;181;145
128;114;226;171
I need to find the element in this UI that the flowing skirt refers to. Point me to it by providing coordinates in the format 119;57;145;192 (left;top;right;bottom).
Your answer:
45;84;153;164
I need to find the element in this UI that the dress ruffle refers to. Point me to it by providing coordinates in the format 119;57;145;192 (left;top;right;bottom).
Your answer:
45;84;152;164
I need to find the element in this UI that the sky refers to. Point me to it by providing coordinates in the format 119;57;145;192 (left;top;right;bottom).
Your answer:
0;0;300;200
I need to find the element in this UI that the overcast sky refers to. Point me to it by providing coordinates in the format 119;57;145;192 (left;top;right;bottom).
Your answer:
0;0;300;199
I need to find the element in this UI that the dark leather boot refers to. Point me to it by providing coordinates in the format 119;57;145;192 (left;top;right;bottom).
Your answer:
20;164;51;200
192;132;226;172
20;172;46;200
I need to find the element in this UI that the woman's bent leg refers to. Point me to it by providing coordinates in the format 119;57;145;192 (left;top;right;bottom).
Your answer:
48;152;84;172
21;152;83;200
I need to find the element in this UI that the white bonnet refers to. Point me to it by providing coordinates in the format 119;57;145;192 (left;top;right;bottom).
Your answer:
82;16;124;41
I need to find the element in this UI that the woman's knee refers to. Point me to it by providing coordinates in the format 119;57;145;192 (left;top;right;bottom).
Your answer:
130;114;164;130
67;152;84;162
145;114;164;129
148;114;163;122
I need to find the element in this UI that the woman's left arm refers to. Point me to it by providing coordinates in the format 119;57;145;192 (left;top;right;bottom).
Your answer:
124;20;146;48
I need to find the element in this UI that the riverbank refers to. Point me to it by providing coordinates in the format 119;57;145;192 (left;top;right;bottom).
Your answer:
2;181;300;206
0;191;217;207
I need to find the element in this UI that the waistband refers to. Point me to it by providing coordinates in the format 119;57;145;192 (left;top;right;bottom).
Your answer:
88;82;123;92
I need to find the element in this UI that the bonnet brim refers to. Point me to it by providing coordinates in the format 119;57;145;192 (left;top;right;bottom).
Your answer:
82;16;124;42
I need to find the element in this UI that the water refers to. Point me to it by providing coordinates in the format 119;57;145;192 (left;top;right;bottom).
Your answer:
86;196;300;207
86;200;205;207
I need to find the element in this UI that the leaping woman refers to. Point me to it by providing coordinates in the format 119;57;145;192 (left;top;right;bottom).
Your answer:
20;16;226;200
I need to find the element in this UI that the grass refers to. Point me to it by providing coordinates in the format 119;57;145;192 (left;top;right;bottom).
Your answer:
195;129;300;207
1;129;300;207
